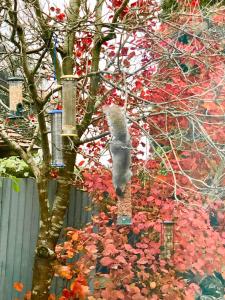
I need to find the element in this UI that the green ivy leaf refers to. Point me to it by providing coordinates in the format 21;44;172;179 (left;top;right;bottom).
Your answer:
10;176;21;193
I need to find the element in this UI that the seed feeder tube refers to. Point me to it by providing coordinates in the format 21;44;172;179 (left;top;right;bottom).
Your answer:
161;221;175;259
49;109;65;168
117;184;132;225
61;75;78;137
8;77;24;111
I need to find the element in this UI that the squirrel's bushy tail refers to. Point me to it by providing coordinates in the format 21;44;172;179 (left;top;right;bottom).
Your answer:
103;104;129;142
104;104;131;197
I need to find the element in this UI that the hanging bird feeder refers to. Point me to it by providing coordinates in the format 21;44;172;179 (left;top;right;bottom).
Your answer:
8;77;24;112
7;77;24;121
49;109;65;168
117;184;132;225
160;221;175;259
61;75;78;137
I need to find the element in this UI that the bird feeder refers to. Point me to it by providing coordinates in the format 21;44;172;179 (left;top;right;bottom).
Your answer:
49;109;65;168
8;77;24;112
61;75;78;137
117;184;132;225
160;221;175;259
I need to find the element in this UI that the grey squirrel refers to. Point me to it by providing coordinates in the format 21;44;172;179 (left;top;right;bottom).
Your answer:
104;104;132;197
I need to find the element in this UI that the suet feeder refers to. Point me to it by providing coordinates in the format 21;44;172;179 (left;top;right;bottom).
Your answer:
61;75;78;137
117;184;132;225
49;109;65;168
8;77;24;112
160;221;175;259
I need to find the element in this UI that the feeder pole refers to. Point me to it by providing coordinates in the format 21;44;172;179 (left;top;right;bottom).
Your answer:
61;75;78;137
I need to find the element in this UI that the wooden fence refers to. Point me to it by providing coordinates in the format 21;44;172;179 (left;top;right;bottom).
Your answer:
0;177;91;300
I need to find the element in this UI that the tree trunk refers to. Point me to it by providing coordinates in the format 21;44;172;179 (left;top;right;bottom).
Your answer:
31;174;55;299
31;147;76;299
31;243;55;300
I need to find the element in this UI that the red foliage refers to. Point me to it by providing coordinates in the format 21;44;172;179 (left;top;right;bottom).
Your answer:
57;3;225;300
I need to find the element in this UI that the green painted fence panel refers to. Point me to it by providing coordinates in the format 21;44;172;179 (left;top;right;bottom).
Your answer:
0;178;91;300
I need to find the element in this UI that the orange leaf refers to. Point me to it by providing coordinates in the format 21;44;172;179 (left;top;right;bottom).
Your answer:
77;244;84;251
48;294;56;300
150;282;157;289
100;256;114;266
13;282;23;292
54;265;72;279
72;232;79;241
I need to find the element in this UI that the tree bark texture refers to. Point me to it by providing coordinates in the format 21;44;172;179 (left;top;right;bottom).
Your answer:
31;254;55;300
31;145;76;299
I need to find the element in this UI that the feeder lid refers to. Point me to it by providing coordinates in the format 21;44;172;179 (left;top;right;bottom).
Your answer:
60;74;79;80
117;215;132;226
51;162;65;168
8;76;24;82
162;220;175;224
61;125;78;137
48;109;62;114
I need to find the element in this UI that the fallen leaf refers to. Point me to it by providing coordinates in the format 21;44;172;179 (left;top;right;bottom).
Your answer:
13;282;23;292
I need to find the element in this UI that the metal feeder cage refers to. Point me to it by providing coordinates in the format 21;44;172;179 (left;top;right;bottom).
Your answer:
8;77;24;111
161;221;175;259
61;75;78;137
116;184;132;226
49;109;65;168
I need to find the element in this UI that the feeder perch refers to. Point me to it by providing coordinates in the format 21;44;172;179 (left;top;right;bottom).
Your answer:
161;221;175;259
61;75;78;137
49;109;65;168
117;183;132;225
8;77;24;111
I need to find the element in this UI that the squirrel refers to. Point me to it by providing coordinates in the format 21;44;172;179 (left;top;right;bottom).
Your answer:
104;104;132;197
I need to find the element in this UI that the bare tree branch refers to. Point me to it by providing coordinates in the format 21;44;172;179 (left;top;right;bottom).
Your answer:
79;131;110;145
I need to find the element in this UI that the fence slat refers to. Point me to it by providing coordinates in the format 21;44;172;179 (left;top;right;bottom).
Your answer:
0;178;91;300
0;179;13;297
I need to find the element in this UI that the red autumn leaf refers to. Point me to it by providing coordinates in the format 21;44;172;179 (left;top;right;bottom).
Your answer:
128;51;135;59
112;0;122;7
135;80;142;89
103;243;118;255
217;247;225;256
114;290;125;299
121;47;128;56
62;289;71;298
124;243;133;251
100;256;114;266
137;257;148;265
123;58;130;67
56;13;65;22
85;244;97;254
13;282;23;292
190;0;199;6
70;275;89;300
115;255;127;264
